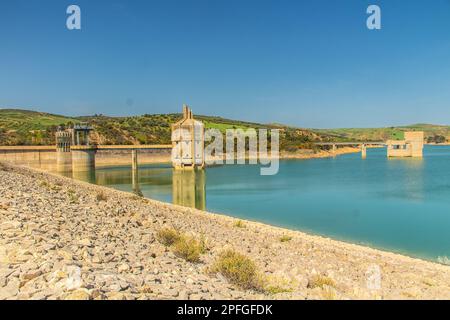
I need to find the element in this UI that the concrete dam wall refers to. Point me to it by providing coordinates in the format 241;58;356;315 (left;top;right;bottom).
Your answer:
0;146;172;170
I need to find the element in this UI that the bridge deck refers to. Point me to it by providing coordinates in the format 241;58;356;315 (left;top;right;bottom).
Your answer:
314;142;385;146
0;145;172;151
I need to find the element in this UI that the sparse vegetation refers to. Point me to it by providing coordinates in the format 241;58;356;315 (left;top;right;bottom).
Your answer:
67;189;79;204
156;227;205;263
234;220;245;228
172;235;203;263
427;135;447;144
321;287;338;300
280;235;292;242
96;191;108;202
40;181;49;188
156;227;181;247
261;275;294;294
307;275;336;289
211;249;262;290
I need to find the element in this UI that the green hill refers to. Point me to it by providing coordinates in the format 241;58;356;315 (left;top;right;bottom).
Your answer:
0;109;74;145
314;124;450;143
0;109;319;149
2;108;447;148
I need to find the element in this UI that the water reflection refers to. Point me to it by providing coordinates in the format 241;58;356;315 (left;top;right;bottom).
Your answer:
386;157;425;201
172;170;206;210
72;169;96;184
132;167;143;197
65;165;207;210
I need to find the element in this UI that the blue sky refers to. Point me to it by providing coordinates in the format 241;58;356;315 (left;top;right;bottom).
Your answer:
1;0;450;128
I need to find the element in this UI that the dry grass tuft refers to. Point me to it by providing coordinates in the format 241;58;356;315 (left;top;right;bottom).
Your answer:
234;220;246;228
172;236;203;263
280;235;292;242
211;249;262;290
262;275;294;294
96;191;108;202
156;227;181;247
307;275;336;289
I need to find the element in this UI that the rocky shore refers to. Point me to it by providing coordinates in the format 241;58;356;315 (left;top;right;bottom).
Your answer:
280;147;360;159
1;162;449;300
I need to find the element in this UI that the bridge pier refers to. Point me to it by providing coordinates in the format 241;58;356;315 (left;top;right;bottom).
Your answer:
332;144;337;156
361;144;367;159
131;150;142;196
132;149;138;172
71;146;97;172
56;131;72;172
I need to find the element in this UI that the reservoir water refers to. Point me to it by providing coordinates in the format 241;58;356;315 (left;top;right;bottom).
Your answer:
71;146;450;262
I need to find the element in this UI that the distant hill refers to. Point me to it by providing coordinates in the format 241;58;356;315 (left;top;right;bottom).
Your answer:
0;109;320;150
3;108;446;147
0;109;75;145
314;124;450;143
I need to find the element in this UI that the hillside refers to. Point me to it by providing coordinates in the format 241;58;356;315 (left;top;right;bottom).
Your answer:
314;124;450;143
0;109;320;150
0;109;74;145
3;109;447;148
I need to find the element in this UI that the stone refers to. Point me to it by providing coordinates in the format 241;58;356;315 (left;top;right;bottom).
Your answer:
0;277;20;299
64;289;91;300
22;270;43;281
117;263;130;273
78;239;92;247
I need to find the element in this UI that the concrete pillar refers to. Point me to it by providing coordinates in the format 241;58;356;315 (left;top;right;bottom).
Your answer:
71;146;97;172
361;144;367;159
56;150;72;172
132;150;138;171
56;131;72;172
332;144;337;156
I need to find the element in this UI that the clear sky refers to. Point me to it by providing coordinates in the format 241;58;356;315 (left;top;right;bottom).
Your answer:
1;0;450;128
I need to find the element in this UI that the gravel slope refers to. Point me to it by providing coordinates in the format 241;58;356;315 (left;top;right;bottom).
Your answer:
1;163;449;300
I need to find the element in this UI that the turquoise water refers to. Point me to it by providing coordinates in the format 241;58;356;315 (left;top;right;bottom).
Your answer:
84;146;450;261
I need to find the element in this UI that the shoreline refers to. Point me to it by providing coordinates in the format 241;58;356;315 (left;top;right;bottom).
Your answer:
1;162;449;300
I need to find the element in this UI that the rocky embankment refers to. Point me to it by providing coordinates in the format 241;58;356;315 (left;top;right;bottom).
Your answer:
281;147;361;159
1;163;449;300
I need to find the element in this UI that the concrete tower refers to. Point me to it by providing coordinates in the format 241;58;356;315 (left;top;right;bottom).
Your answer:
171;105;205;170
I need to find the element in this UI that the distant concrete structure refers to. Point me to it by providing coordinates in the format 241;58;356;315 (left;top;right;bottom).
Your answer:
315;131;424;158
55;129;72;172
171;105;205;170
387;131;424;158
361;144;367;159
55;124;97;172
70;123;93;146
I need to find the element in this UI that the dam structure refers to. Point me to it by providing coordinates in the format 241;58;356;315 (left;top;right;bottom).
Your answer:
386;131;424;158
55;130;72;171
315;131;425;159
60;124;97;173
171;105;205;170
